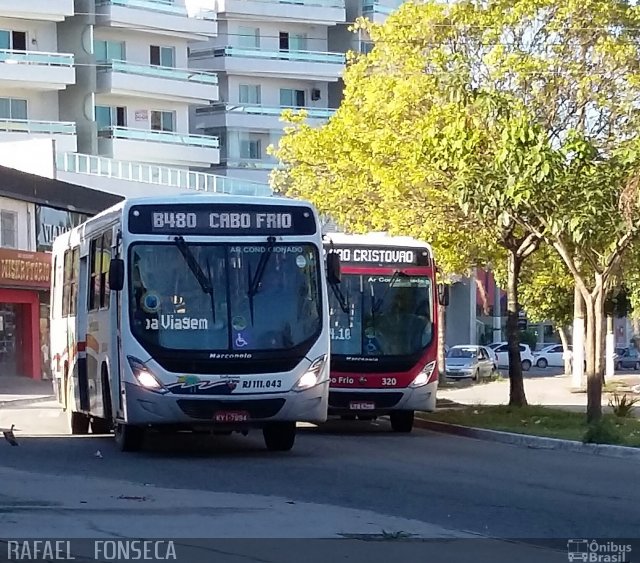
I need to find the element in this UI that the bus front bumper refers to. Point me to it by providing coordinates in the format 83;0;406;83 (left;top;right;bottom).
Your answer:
327;381;437;416
121;380;329;428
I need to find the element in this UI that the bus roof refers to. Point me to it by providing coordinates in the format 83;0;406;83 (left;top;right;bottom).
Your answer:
51;192;317;252
323;232;434;253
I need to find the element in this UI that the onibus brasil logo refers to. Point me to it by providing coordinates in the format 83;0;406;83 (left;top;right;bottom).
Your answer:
567;540;632;562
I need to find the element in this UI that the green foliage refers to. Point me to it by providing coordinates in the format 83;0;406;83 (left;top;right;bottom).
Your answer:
583;418;623;445
608;393;640;418
495;246;574;328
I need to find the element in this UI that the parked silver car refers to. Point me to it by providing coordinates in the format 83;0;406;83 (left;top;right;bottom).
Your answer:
445;345;497;381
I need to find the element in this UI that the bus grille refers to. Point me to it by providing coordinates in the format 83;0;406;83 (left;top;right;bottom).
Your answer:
328;392;404;409
176;398;286;420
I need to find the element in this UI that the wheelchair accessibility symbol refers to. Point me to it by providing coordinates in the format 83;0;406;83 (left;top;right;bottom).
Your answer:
235;333;248;348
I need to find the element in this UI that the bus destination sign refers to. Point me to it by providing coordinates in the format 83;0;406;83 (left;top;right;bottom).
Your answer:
128;204;317;236
327;245;432;267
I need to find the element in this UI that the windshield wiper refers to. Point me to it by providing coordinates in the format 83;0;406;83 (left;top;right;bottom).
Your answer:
174;236;215;324
247;236;277;325
330;283;349;314
372;270;408;314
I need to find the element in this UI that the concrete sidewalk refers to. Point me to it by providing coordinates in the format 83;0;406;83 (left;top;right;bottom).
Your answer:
0;375;54;406
437;373;640;415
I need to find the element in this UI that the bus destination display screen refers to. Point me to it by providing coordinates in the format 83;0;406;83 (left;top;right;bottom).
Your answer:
128;204;317;236
327;245;432;267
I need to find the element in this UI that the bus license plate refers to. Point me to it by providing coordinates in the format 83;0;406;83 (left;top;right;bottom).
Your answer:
214;411;249;423
349;401;375;411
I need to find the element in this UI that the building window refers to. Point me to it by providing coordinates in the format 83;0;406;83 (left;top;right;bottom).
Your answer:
239;84;261;104
0;98;27;120
238;26;260;49
150;110;175;132
279;32;307;51
150;45;175;67
0;30;26;51
240;139;262;160
0;210;17;248
88;230;112;312
280;88;305;107
94;40;125;61
95;106;126;129
62;248;79;318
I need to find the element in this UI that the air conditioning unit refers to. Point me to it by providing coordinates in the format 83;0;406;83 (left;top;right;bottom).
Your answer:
311;89;321;101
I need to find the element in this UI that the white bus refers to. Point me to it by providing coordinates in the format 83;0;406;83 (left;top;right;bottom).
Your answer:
50;193;338;452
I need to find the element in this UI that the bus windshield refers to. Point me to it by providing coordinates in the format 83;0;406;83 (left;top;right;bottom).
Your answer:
329;273;433;357
128;242;322;352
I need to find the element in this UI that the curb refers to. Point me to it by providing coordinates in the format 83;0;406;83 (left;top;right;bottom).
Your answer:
414;417;640;461
0;395;55;409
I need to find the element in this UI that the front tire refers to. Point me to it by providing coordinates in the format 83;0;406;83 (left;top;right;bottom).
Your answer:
522;360;532;371
390;411;414;433
472;368;480;381
263;422;296;451
114;423;144;452
536;358;548;369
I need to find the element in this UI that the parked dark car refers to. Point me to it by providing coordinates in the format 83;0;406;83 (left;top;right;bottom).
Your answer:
615;347;640;370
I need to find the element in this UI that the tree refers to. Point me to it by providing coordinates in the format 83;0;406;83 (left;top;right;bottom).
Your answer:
501;247;575;374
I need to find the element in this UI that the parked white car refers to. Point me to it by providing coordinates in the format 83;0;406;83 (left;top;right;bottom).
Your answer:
533;344;568;368
491;342;535;371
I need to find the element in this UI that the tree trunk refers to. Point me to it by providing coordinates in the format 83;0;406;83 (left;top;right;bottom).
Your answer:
605;315;615;381
558;326;571;375
438;300;446;384
572;284;585;389
584;286;605;423
506;249;527;406
594;285;605;378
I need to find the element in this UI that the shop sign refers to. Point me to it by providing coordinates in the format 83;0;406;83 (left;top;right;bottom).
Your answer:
35;206;89;252
0;248;51;289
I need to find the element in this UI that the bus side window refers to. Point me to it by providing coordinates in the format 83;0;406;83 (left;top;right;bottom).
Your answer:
69;248;79;317
62;250;72;317
101;230;112;309
89;238;100;312
88;230;113;312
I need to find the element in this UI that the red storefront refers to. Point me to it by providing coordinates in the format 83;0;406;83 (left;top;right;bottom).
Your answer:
0;248;51;380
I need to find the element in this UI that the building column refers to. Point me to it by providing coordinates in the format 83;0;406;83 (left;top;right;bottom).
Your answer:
469;269;477;344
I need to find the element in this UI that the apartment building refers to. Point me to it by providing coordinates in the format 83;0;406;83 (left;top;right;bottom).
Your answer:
0;1;272;197
188;0;347;184
0;1;77;152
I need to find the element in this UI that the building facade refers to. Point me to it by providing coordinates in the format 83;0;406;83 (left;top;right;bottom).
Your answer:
188;0;346;184
0;1;275;197
0;164;122;380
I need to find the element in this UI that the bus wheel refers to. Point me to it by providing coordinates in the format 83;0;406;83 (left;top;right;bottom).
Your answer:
263;422;296;452
390;411;414;433
66;382;89;435
114;423;144;452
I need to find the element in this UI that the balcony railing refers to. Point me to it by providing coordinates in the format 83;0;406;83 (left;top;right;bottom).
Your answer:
98;126;219;148
189;46;345;65
96;0;216;19
56;152;272;196
99;59;218;85
226;0;344;7
0;49;74;67
362;0;401;14
196;104;335;119
0;119;76;135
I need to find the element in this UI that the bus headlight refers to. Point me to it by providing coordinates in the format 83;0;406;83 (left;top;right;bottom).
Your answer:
127;356;167;393
410;361;436;388
293;355;327;391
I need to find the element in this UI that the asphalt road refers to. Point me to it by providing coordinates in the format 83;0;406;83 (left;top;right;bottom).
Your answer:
0;400;638;545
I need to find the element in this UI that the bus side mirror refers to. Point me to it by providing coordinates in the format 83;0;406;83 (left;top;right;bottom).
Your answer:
438;283;449;307
109;259;125;292
327;252;341;285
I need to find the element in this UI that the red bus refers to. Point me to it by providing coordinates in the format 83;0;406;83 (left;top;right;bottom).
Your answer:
324;233;446;432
